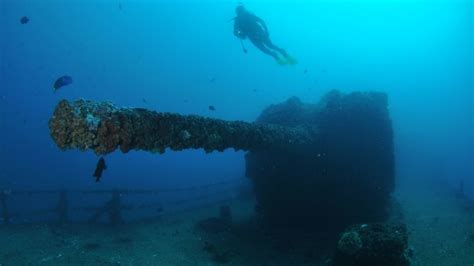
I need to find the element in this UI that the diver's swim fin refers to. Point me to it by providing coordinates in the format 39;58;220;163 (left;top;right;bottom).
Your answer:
276;57;287;65
285;55;298;65
275;55;298;66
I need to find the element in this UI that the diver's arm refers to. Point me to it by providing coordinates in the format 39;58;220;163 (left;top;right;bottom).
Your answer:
233;20;246;39
233;22;240;37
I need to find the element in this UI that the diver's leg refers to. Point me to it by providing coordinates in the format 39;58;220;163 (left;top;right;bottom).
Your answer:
249;38;280;60
263;38;288;58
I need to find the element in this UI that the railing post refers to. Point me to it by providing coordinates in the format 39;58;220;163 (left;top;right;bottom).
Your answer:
108;190;123;225
57;189;69;224
0;189;10;225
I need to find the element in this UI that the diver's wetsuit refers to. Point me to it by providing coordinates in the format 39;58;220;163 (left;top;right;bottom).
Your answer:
234;7;288;61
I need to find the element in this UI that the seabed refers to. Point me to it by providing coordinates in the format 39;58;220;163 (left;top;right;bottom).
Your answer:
1;177;473;266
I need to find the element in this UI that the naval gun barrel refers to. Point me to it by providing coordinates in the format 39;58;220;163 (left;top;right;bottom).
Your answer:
48;99;316;155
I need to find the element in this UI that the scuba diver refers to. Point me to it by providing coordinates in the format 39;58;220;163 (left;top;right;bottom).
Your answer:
233;4;296;65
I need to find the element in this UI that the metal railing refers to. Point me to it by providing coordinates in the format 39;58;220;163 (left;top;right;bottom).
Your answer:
0;178;251;225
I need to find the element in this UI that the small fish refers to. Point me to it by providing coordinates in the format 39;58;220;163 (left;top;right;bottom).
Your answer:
93;157;107;182
156;207;163;213
142;98;147;104
209;77;216;83
53;75;73;92
118;2;123;10
321;69;327;73
252;89;257;93
303;69;308;74
208;105;216;111
20;16;29;24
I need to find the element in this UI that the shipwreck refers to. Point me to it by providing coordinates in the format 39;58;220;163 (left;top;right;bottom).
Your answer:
49;90;394;233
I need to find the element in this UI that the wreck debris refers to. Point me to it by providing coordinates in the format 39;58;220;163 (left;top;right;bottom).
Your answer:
332;223;411;266
196;205;233;234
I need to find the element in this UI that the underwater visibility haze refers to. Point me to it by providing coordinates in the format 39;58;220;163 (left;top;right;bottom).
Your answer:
0;0;473;265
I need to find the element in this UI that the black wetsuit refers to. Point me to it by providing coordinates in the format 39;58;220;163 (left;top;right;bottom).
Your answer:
234;11;288;60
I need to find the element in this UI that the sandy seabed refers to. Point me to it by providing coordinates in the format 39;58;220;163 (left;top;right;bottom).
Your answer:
1;180;473;266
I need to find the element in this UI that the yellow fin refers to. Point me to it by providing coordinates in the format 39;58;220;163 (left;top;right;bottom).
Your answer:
285;55;298;65
276;57;288;65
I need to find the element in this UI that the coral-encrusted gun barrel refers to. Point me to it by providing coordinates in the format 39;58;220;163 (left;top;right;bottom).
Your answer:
48;99;315;155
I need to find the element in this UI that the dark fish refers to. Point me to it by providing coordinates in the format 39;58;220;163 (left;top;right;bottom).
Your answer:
303;69;308;74
20;16;29;24
118;2;123;10
209;77;216;83
142;98;147;104
93;157;107;182
208;105;216;111
156;206;163;213
252;89;257;92
321;69;327;73
53;75;73;92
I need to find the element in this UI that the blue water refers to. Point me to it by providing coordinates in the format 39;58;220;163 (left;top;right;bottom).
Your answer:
0;0;472;223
